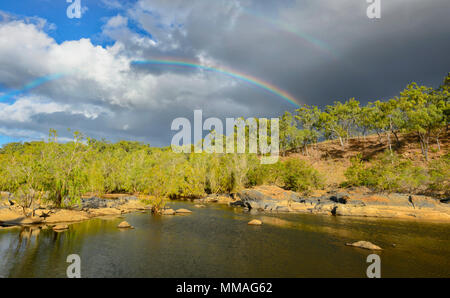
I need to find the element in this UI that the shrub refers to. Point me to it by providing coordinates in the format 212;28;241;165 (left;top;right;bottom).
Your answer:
280;159;324;193
344;151;428;192
428;154;450;194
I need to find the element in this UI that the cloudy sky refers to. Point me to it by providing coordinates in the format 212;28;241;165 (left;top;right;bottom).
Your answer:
0;0;449;146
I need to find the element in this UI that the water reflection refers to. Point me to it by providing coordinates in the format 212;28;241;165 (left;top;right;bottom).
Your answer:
0;203;449;278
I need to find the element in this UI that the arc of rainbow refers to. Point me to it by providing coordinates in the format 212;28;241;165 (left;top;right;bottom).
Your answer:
0;61;301;107
131;59;301;107
249;13;336;59
0;73;66;103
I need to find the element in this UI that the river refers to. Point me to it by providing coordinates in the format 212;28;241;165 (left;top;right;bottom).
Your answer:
0;201;449;277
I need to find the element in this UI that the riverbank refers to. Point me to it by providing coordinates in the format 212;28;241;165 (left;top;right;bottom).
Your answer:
0;195;151;228
196;185;450;222
231;186;450;222
1;185;450;227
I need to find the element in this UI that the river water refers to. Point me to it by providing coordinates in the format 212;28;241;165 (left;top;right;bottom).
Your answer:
0;201;449;278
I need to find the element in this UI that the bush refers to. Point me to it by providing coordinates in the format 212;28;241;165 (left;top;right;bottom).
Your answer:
281;159;324;193
428;154;450;194
246;163;282;187
344;151;428;192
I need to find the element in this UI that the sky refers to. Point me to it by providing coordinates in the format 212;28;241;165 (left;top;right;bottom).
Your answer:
0;0;449;146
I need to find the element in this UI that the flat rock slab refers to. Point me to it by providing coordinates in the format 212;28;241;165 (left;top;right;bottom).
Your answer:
161;209;176;215
248;219;262;225
117;221;134;229
88;208;122;217
346;241;382;250
52;224;69;231
176;208;192;214
45;210;90;223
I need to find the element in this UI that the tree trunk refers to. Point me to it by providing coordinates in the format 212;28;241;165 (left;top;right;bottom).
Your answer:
339;136;344;149
387;132;392;153
393;131;400;146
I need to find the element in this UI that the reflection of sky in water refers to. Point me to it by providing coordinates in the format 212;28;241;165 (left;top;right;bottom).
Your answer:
0;202;449;277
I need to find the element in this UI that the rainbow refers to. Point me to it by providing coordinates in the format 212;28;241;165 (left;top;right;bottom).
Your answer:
0;60;301;107
131;59;301;107
243;10;337;59
0;73;66;103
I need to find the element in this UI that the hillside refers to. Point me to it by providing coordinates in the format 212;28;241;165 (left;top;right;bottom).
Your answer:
283;132;450;192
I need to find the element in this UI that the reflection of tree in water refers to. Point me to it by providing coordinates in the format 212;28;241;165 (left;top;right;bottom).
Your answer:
3;218;120;277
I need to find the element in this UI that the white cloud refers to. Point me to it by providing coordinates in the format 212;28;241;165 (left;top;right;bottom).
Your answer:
0;15;255;143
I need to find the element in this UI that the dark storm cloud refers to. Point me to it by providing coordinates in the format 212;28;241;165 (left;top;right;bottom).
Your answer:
0;0;449;145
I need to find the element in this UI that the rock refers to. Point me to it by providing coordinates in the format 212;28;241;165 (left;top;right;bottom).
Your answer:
276;206;291;212
346;241;382;250
0;208;45;225
229;200;246;207
248;219;262;225
45;210;90;223
117;221;133;229
175;208;192;214
161;208;176;215
194;204;206;208
52;224;69;231
88;208;122;217
204;194;234;204
20;217;44;225
329;195;348;204
440;198;450;204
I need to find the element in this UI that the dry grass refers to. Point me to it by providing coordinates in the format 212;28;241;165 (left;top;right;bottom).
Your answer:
282;132;449;188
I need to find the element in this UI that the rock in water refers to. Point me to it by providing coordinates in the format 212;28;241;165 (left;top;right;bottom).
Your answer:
346;241;382;250
176;208;192;214
194;204;206;208
161;209;176;215
52;224;69;231
117;221;133;229
248;219;262;225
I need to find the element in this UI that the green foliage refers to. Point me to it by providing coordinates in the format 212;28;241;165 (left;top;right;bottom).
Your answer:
0;131;265;209
344;152;430;193
281;159;324;193
276;74;449;160
428;154;450;193
247;158;324;193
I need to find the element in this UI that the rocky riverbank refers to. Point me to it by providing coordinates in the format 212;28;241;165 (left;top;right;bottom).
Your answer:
2;186;450;227
230;186;450;222
0;195;151;227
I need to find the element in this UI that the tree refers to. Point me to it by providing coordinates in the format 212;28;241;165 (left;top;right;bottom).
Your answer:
399;83;447;160
279;111;298;155
295;105;321;155
319;98;361;148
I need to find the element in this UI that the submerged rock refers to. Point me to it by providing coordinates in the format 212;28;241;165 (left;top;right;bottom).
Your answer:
117;221;133;229
248;219;262;225
346;241;382;250
176;208;192;214
161;209;176;215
